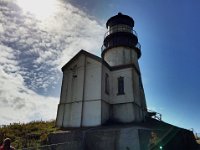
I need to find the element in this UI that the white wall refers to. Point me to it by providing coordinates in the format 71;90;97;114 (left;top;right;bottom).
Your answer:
101;63;146;123
62;103;82;127
64;55;85;103
101;64;111;103
84;57;102;101
56;54;85;127
104;47;139;69
56;104;64;127
82;57;102;126
56;50;147;128
112;103;135;123
57;53;103;127
101;101;110;124
110;68;134;104
82;101;101;126
131;69;141;106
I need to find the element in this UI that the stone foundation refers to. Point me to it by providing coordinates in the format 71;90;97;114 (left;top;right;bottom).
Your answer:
48;119;198;150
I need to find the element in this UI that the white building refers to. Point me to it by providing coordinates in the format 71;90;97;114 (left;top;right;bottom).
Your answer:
56;13;147;128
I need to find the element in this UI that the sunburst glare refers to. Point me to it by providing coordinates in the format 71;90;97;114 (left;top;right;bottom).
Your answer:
17;0;59;20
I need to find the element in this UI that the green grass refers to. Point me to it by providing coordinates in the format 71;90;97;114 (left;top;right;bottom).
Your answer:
0;120;58;149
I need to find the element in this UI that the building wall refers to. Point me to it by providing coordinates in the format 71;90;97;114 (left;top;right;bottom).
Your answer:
110;68;134;104
56;50;147;127
60;55;85;104
101;101;110;124
82;101;101;126
112;103;136;123
82;57;102;126
101;64;111;104
84;57;102;101
101;63;112;124
103;47;139;69
101;61;146;123
63;103;82;127
56;104;64;127
56;54;103;127
101;64;145;123
56;55;85;127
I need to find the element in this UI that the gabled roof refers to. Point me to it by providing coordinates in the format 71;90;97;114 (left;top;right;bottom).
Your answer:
61;50;102;71
61;50;140;74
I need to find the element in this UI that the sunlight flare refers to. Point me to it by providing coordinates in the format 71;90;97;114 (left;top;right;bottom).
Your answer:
17;0;58;20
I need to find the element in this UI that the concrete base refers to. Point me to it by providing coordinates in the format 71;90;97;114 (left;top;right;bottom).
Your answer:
84;127;149;150
48;126;150;150
48;119;198;150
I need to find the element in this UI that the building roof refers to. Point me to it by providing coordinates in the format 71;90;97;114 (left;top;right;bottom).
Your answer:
61;49;141;75
61;50;102;71
106;12;135;28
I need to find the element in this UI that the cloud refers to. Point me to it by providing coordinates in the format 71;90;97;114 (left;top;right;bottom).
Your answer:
0;67;58;124
0;0;105;124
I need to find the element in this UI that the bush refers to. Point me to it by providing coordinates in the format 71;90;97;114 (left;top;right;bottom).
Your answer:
0;120;58;149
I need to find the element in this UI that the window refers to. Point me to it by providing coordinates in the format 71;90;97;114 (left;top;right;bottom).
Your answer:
117;76;125;95
105;73;109;94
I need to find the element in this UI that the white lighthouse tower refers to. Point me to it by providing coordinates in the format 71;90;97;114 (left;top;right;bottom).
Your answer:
56;13;147;128
101;12;147;123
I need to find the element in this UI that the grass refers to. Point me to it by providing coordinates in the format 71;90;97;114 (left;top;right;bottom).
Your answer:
0;120;58;149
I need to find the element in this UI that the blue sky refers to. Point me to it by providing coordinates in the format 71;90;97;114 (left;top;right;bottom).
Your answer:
0;0;199;133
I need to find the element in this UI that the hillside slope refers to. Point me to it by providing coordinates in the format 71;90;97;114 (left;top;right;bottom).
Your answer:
0;120;58;149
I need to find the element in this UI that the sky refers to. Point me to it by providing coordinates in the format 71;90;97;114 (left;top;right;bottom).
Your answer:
0;0;199;133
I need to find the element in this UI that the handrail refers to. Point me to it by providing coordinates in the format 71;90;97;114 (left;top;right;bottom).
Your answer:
136;42;141;50
101;42;141;52
147;109;162;121
104;28;138;38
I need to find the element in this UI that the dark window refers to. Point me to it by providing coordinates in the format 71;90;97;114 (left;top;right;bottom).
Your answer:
105;73;109;94
118;76;125;95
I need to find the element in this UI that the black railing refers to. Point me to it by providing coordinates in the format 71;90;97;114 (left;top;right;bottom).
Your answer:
101;42;141;52
104;28;137;38
136;42;141;50
147;109;162;121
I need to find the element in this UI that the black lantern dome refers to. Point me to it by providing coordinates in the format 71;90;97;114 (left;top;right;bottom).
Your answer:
102;13;141;59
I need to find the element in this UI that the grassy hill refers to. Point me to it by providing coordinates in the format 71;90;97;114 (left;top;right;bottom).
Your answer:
0;120;58;149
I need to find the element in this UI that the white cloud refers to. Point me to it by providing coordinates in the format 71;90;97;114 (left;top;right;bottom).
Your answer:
0;67;58;124
0;24;4;33
36;1;105;67
0;0;106;124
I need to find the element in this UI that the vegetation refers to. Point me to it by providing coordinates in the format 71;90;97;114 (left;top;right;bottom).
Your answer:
0;120;58;149
197;139;200;144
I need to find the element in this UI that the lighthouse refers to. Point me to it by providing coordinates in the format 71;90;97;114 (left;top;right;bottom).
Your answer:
56;13;147;128
51;13;198;150
101;12;147;123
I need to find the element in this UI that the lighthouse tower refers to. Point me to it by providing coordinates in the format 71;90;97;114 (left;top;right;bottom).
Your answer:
101;12;147;123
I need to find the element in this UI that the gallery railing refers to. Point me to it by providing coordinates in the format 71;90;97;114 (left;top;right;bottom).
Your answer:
101;42;141;53
104;27;138;38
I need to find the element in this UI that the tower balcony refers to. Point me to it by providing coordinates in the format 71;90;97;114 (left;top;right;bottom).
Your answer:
104;27;138;39
101;41;141;58
102;23;141;58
